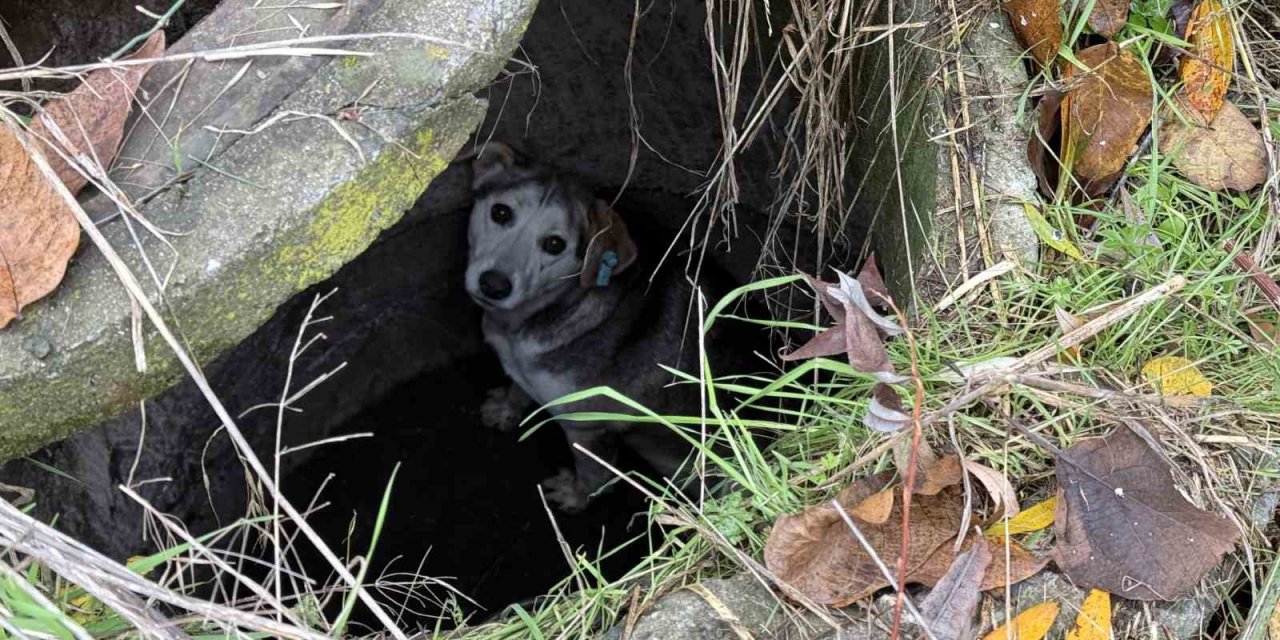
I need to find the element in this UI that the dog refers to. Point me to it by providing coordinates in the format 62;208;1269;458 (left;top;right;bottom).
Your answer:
463;142;742;512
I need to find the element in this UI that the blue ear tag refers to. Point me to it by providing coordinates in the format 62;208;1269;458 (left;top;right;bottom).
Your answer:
595;250;619;287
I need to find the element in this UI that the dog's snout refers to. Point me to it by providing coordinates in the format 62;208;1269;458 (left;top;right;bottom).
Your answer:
478;270;513;300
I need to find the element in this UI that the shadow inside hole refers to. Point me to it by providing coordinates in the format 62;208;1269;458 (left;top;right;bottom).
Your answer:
287;352;655;629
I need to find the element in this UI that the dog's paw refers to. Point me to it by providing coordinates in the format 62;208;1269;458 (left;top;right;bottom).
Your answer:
480;387;525;432
541;469;589;513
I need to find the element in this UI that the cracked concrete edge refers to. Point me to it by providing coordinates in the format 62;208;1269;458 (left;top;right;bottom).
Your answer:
863;0;1039;304
0;0;538;459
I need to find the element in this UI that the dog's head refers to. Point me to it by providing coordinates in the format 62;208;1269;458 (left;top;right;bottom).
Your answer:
464;142;637;313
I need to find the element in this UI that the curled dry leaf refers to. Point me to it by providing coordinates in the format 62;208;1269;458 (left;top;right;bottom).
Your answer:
1180;0;1234;120
0;126;82;328
865;383;911;433
962;459;1021;518
1160;97;1266;191
1088;0;1130;37
1055;305;1087;361
913;533;1047;591
765;479;965;607
982;602;1060;640
913;454;964;496
1003;0;1062;68
1028;91;1065;198
856;254;891;308
986;495;1057;537
28;32;166;194
1054;425;1238;600
1062;43;1154;195
919;537;991;640
1067;589;1113;640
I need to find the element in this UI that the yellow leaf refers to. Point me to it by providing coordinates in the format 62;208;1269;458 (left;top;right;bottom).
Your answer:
983;602;1060;640
1024;203;1084;260
1067;589;1112;640
1180;0;1234;120
986;496;1057;537
1142;356;1212;397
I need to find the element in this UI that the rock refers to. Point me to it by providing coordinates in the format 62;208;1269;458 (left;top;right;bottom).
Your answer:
0;0;536;460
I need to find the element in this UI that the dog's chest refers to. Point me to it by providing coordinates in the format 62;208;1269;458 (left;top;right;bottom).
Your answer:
484;328;578;408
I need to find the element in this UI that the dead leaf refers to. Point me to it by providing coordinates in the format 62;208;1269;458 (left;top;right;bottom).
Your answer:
962;460;1021;518
1003;0;1062;68
28;32;165;194
1067;589;1113;640
783;273;905;381
765;481;965;606
865;383;912;433
1141;355;1212;397
1054;425;1239;600
913;533;1047;591
1062;43;1154;195
920;537;991;640
856;254;891;308
986;496;1057;537
1088;0;1129;37
1246;314;1278;348
1028;91;1065;198
1180;0;1234;120
982;602;1060;640
0;125;82;328
1055;306;1087;362
914;454;964;496
1159;98;1266;191
850;487;896;524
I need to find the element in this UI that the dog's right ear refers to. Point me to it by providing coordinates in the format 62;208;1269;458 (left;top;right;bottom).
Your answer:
466;141;517;190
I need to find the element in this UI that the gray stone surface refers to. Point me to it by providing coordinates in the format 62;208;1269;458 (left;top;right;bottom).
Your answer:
0;0;536;459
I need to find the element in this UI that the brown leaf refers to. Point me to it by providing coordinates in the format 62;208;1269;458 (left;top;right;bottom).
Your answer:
919;537;991;640
1053;425;1239;600
765;481;965;607
913;534;1047;591
28;32;165;194
1055;305;1087;362
1028;91;1065;198
1003;0;1062;68
783;273;905;381
0;125;82;328
850;487;896;524
913;454;964;496
1159;97;1266;191
1180;0;1234;120
1088;0;1129;37
1062;43;1154;195
856;254;891;308
865;383;911;433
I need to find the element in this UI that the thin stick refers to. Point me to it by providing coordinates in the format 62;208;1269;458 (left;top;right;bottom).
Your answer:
921;275;1187;428
1;113;409;640
1225;240;1280;312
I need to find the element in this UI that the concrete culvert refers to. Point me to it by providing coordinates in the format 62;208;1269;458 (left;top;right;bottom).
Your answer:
0;0;1040;635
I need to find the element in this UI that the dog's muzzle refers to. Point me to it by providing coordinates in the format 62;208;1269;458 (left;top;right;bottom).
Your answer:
478;270;513;301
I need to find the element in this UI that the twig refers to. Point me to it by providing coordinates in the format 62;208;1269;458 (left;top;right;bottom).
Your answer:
1225;240;1280;311
920;275;1188;428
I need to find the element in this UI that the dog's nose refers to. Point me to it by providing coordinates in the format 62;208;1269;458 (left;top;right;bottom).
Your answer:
478;270;513;300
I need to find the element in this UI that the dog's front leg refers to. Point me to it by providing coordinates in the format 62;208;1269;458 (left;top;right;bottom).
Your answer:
480;383;535;432
542;424;619;513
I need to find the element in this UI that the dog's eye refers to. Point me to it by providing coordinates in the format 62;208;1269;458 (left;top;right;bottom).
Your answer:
541;235;566;255
490;204;513;225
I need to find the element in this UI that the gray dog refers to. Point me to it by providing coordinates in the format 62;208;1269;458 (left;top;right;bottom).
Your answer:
464;142;727;512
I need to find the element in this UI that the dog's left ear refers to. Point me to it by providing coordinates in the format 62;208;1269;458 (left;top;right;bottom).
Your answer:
580;200;638;288
466;141;518;190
